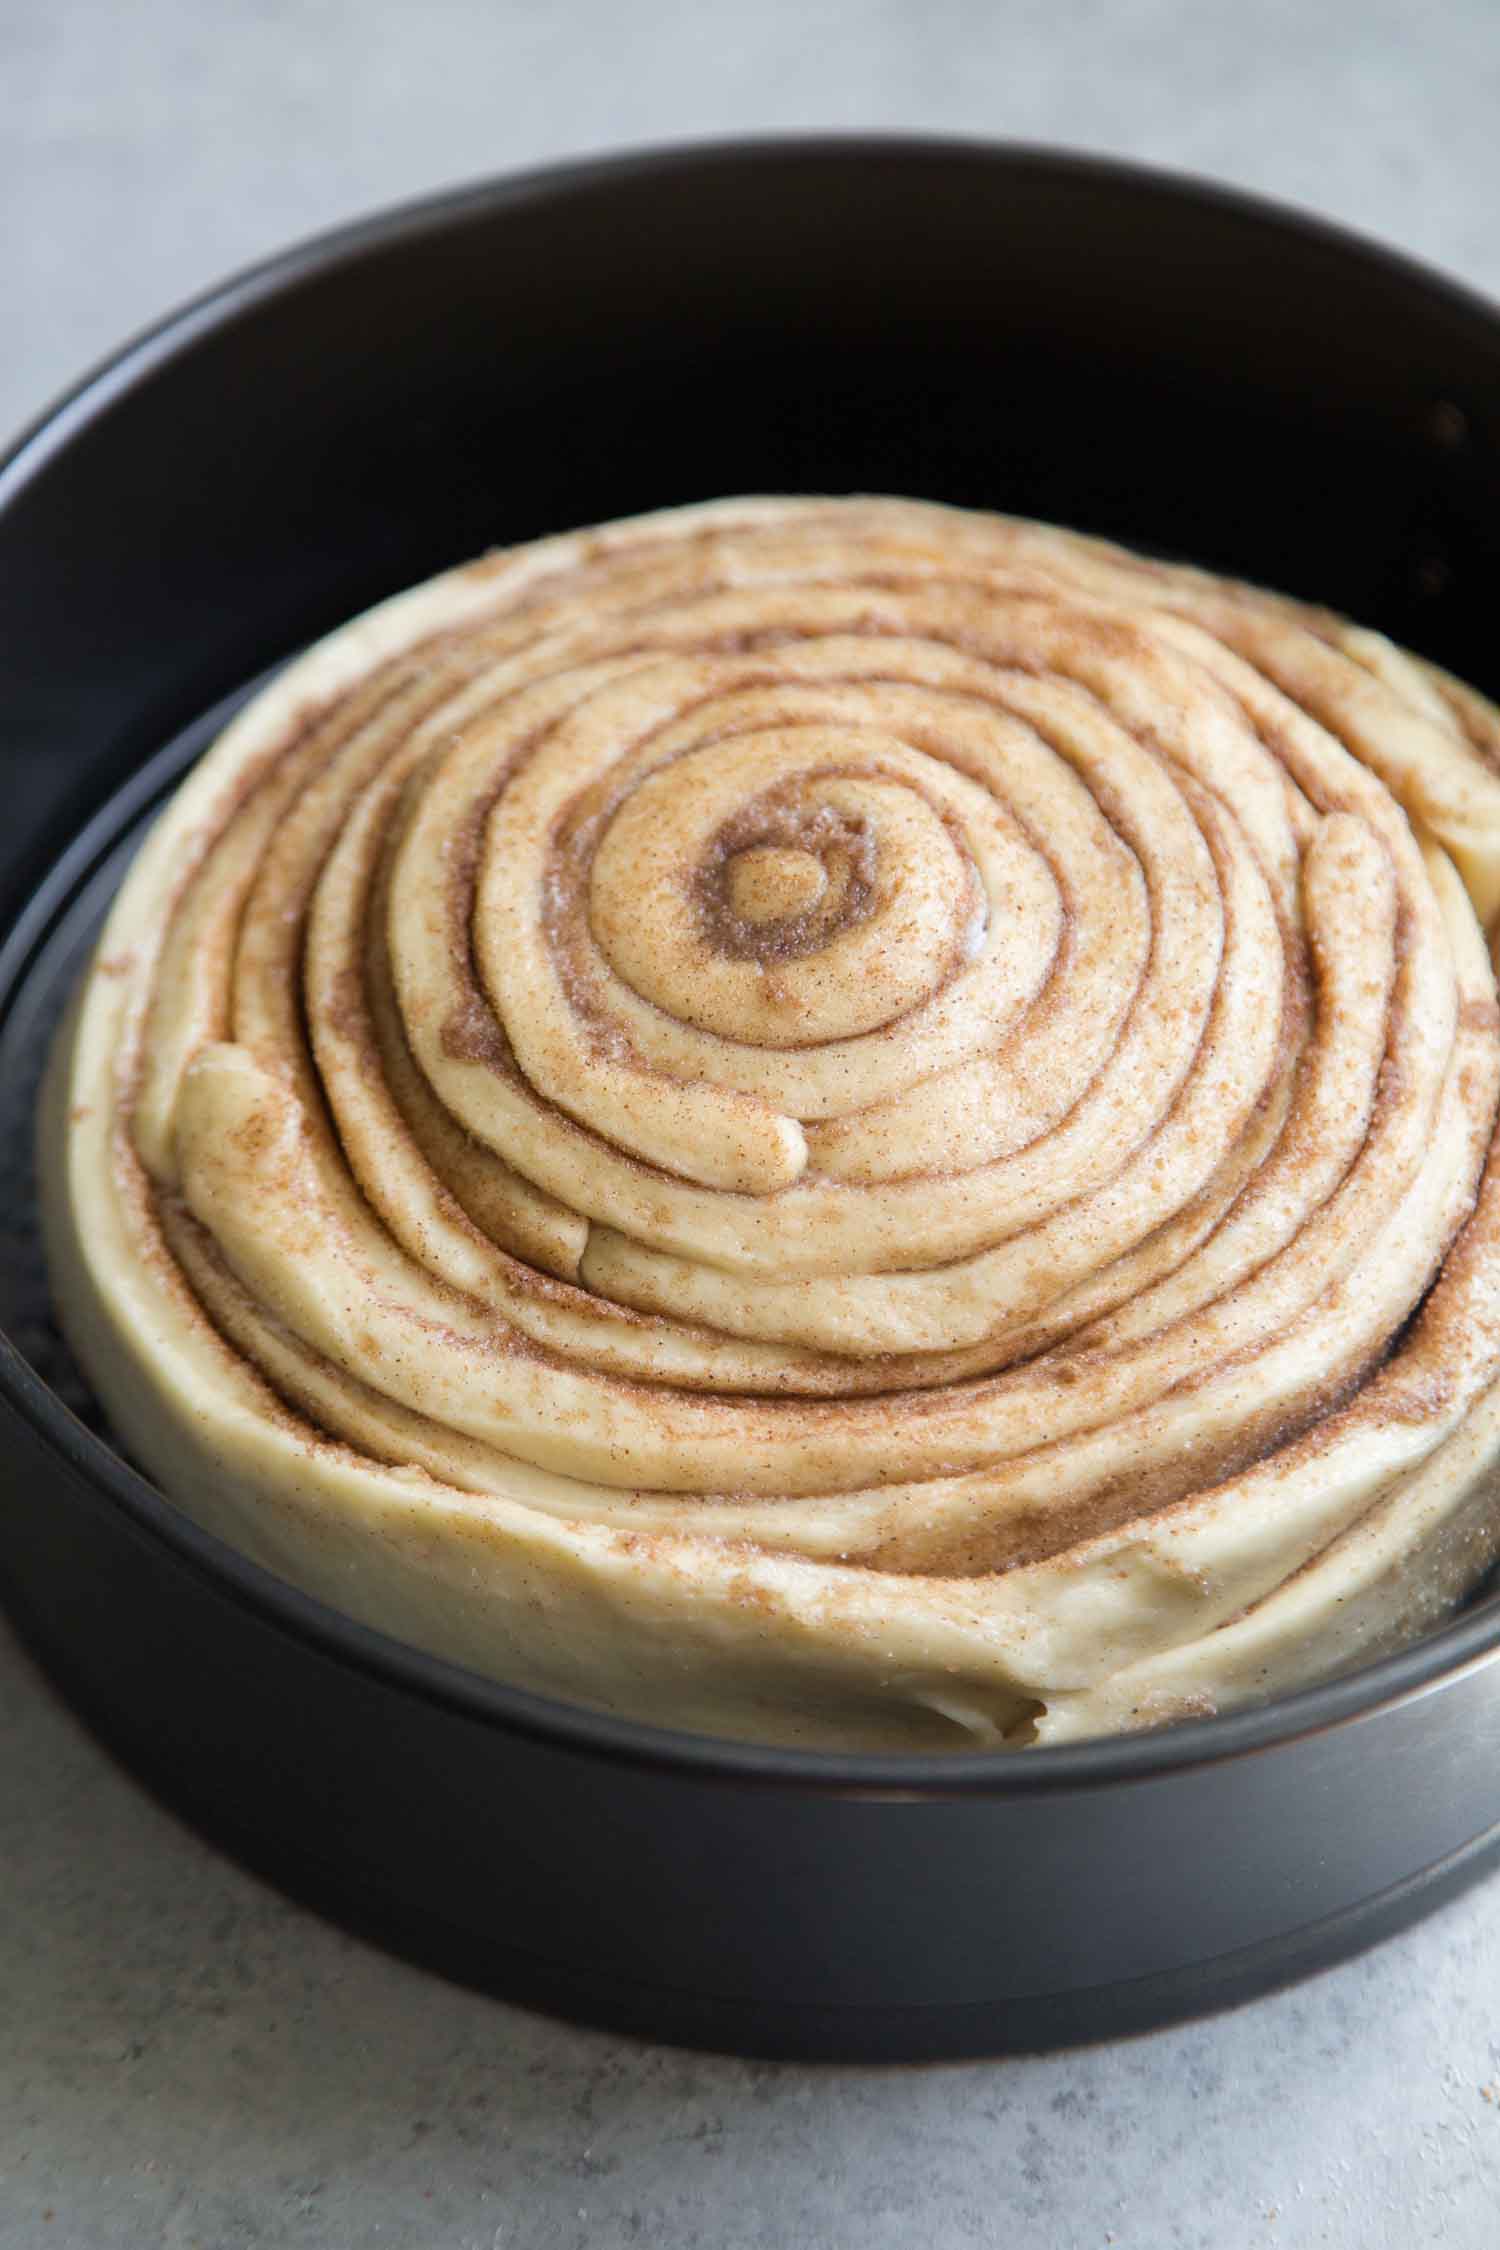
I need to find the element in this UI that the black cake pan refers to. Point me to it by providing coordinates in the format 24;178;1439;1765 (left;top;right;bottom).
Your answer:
3;138;1500;2062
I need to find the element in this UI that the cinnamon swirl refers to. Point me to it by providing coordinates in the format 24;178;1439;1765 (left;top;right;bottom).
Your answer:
40;497;1500;1749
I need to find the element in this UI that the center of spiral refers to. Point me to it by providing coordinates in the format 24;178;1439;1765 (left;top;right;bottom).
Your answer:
724;845;829;926
588;734;975;1042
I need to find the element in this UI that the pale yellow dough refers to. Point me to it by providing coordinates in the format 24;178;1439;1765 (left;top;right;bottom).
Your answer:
40;497;1500;1750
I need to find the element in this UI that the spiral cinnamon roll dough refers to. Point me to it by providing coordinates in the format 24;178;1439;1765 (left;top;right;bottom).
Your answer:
40;497;1500;1750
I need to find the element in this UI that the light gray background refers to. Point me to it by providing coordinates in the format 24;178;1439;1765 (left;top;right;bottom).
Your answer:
5;3;1500;2244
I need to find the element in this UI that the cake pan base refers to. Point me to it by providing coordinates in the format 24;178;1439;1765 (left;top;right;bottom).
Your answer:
8;1577;1500;2062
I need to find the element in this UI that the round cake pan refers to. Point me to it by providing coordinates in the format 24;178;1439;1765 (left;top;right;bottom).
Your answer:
4;138;1500;2063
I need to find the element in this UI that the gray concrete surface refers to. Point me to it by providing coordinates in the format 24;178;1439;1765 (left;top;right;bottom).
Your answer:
6;2;1500;2243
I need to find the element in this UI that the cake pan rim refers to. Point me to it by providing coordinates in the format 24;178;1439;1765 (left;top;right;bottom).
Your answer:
6;128;1500;492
